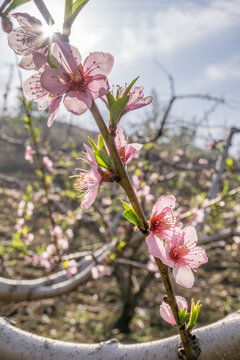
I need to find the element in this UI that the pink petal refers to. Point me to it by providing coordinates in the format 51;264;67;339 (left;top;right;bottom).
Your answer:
8;27;33;55
19;54;35;70
87;75;109;99
160;296;188;325
185;247;208;268
12;12;42;27
32;48;48;70
152;195;176;214
146;233;168;263
81;187;99;209
160;301;176;325
48;96;62;127
40;68;69;96
53;41;82;73
83;52;114;76
173;265;194;288
63;91;92;115
183;226;198;249
115;127;127;148
23;73;48;102
83;144;98;166
125;143;142;164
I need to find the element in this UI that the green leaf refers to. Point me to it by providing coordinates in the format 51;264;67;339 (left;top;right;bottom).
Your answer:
187;299;202;331
47;49;58;69
71;0;89;25
88;137;98;152
4;0;30;15
122;76;139;97
97;135;105;150
123;209;140;227
110;95;129;125
121;201;132;211
178;307;190;324
106;92;115;108
93;152;109;170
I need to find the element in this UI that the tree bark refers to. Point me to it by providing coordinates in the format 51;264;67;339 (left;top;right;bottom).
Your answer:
0;312;240;360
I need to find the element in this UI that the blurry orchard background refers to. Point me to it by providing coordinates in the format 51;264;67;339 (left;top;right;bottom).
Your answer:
0;0;240;344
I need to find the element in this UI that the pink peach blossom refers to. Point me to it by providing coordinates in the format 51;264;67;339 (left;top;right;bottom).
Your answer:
160;296;188;325
43;156;54;172
91;265;112;279
150;226;208;288
74;144;103;209
66;260;78;278
23;41;113;125
146;196;176;256
25;145;34;163
102;84;152;119
8;13;48;70
115;126;142;164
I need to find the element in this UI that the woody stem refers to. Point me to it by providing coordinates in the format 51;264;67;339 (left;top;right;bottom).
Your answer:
89;100;196;359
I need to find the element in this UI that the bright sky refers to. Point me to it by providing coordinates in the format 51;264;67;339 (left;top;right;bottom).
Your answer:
0;0;240;148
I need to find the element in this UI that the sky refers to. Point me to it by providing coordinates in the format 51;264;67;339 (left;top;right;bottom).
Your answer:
0;0;240;149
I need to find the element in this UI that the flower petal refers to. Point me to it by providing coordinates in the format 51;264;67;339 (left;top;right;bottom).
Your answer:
40;68;69;96
173;265;194;288
87;75;109;99
19;54;35;70
12;12;42;27
146;233;168;263
23;73;48;102
48;96;62;127
53;41;82;73
185;247;208;268
152;195;176;214
64;91;92;115
83;52;114;76
183;226;198;249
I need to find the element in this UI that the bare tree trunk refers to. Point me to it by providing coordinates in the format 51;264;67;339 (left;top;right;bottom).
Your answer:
0;312;240;360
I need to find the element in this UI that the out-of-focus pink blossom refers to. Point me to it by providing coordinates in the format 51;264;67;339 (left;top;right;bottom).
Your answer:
151;226;208;288
8;13;48;70
46;244;57;255
57;237;69;250
160;296;188;325
173;155;180;162
26;201;34;216
25;145;34;163
206;141;214;150
75;144;103;209
24;232;34;245
91;265;112;279
66;228;73;238
66;260;78;278
15;218;25;232
17;200;25;217
146;196;176;256
43;156;53;172
23;41;114;126
102;197;112;206
149;173;158;184
114;126;142;164
50;225;62;237
101;84;152;119
198;158;208;165
147;256;158;272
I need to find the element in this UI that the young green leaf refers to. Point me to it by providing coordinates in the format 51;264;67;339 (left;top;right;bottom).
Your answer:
187;299;202;331
121;201;132;211
122;76;139;97
109;95;129;125
71;0;89;25
106;92;115;109
88;137;98;152
178;307;190;324
123;209;140;227
3;0;30;15
93;152;109;170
